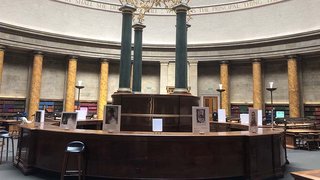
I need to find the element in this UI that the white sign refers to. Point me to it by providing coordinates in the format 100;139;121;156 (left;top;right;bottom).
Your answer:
103;105;121;133
192;107;210;134
76;108;87;120
249;108;258;133
152;118;163;132
34;110;45;123
258;110;263;126
218;109;226;123
240;114;249;125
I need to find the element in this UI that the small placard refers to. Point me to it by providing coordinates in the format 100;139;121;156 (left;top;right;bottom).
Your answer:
218;109;226;123
34;110;45;123
103;105;121;133
192;107;210;134
76;108;87;120
152;118;163;132
240;114;249;125
60;112;78;130
249;108;258;133
258;110;263;126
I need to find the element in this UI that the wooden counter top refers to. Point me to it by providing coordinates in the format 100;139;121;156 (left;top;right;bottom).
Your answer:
286;129;320;133
291;169;320;179
20;122;283;137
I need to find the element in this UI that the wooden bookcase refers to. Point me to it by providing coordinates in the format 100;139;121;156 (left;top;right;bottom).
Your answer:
0;98;26;119
230;104;253;118
265;104;289;123
304;104;320;123
39;100;63;113
78;101;98;116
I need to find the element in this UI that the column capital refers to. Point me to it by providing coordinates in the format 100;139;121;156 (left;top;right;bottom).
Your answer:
172;3;191;13
186;23;191;28
220;60;229;65
286;55;299;60
132;23;146;30
100;58;109;63
252;58;262;63
188;60;198;66
33;51;44;56
0;45;6;51
68;55;78;60
160;60;169;65
119;4;136;14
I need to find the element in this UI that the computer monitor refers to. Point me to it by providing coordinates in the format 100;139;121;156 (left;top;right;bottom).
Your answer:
276;111;285;118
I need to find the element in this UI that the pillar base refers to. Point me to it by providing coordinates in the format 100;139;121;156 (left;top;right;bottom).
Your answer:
173;88;189;94
117;88;132;93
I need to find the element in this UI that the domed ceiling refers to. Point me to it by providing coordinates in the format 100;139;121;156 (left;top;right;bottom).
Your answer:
0;0;319;45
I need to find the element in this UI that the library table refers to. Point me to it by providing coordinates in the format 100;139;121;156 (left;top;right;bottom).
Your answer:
16;123;286;179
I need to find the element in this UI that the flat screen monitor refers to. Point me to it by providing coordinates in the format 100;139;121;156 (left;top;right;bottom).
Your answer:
276;111;285;118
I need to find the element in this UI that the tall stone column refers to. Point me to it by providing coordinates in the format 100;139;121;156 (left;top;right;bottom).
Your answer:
160;61;169;94
0;46;5;91
28;52;44;120
189;60;198;96
65;56;77;112
287;55;300;118
173;4;190;93
132;23;146;93
118;4;136;93
97;59;109;120
220;61;230;116
252;59;263;110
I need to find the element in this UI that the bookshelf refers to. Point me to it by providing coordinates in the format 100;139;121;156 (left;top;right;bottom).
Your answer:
39;100;63;113
304;104;320;123
265;104;289;123
0;98;26;119
231;104;253;118
78;101;98;117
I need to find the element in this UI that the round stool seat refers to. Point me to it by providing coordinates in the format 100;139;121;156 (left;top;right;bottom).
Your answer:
66;141;85;153
0;130;8;134
0;133;11;138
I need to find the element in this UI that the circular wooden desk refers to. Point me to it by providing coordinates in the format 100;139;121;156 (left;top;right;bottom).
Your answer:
16;123;286;179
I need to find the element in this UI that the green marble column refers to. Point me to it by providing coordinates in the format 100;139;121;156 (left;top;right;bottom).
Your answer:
118;4;136;93
132;23;145;93
173;4;190;93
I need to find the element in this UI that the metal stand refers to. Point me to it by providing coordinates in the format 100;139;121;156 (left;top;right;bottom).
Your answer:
75;85;84;110
266;87;277;129
216;89;225;109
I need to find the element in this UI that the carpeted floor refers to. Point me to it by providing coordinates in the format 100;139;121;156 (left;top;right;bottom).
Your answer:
0;143;319;179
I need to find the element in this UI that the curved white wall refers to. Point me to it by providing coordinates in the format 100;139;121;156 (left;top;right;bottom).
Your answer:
0;0;320;44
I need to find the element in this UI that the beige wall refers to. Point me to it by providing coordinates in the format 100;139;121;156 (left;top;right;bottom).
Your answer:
141;63;160;94
107;62;120;102
198;62;220;95
40;57;66;99
230;62;253;103
76;60;100;101
264;60;288;103
302;57;320;104
0;52;30;98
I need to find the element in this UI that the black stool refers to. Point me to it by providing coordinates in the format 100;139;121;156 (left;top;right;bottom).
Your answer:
61;141;86;180
0;131;14;164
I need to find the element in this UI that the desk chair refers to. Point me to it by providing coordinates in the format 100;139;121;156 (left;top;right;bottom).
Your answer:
61;141;86;180
0;131;14;164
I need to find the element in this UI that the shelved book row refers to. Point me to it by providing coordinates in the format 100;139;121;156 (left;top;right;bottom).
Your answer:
0;98;26;118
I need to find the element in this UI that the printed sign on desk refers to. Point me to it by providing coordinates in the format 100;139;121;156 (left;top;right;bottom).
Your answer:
192;107;210;134
240;114;249;125
76;108;88;120
60;112;78;130
258;110;263;126
218;109;226;123
249;108;258;133
35;110;45;123
152;118;163;132
103;105;121;133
